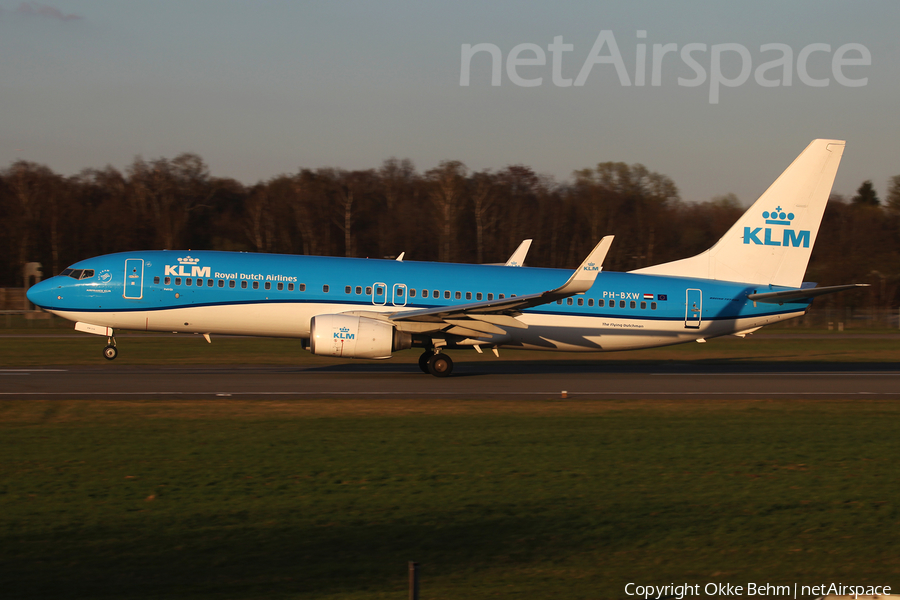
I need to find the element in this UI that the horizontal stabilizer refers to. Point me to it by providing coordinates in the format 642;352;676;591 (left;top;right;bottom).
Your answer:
748;283;869;304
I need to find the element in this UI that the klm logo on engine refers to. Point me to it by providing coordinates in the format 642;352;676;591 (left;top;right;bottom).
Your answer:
164;256;211;278
334;326;355;340
743;207;810;248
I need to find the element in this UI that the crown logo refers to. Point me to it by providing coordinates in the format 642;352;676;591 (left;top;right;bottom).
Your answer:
339;327;350;332
762;206;794;226
177;256;200;265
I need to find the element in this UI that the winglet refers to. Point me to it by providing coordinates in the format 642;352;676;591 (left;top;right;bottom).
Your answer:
555;236;614;295
505;239;532;267
396;252;405;262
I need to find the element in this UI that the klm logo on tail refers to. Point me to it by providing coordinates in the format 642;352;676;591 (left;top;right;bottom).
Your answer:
743;207;810;248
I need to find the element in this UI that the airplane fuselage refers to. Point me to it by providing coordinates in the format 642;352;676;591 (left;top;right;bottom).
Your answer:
28;249;806;353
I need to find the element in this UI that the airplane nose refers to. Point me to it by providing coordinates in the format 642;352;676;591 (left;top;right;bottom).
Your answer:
26;278;59;309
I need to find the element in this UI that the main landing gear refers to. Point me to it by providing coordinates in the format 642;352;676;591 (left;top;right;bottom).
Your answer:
103;333;118;360
418;350;453;377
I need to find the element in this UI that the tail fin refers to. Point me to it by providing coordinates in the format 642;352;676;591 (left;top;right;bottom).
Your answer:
632;139;845;288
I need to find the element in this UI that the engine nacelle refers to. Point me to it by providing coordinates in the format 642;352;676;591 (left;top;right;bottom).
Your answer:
309;314;411;359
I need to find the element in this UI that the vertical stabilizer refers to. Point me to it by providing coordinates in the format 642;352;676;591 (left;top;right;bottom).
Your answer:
632;139;845;288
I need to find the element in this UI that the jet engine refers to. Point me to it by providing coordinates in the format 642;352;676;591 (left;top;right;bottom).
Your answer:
309;314;412;359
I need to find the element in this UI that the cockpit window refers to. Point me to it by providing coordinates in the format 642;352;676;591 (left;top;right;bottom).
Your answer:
60;268;95;280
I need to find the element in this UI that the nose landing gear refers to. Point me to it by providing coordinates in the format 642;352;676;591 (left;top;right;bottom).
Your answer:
103;333;117;360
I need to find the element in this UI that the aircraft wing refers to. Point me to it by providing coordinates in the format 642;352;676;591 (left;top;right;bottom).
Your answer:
390;236;613;327
747;283;869;304
504;239;532;266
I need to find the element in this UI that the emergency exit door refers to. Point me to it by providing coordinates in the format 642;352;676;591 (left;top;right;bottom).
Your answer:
124;258;144;299
685;288;702;329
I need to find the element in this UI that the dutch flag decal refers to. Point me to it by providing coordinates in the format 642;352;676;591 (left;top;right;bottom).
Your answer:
643;293;654;300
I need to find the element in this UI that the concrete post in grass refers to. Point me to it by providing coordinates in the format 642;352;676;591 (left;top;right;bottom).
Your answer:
408;561;419;600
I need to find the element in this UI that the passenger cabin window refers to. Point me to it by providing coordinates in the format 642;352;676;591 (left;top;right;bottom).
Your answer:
375;286;383;295
640;301;646;309
397;288;404;297
253;281;259;289
455;292;461;300
410;289;416;297
619;300;625;308
567;298;573;305
264;282;270;290
186;278;192;286
433;290;439;299
241;281;248;289
487;293;493;300
356;286;362;294
588;299;594;307
444;291;450;299
153;276;160;284
165;277;171;285
218;280;224;288
323;285;329;293
577;298;584;306
298;283;306;291
277;282;284;291
207;279;213;287
465;292;472;300
229;280;236;288
175;277;182;285
651;302;657;310
599;299;605;307
630;301;636;309
288;283;295;291
476;292;482;300
345;286;351;294
366;286;372;295
499;294;505;299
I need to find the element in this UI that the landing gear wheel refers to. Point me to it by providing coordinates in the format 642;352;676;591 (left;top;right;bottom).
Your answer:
418;350;435;373
427;353;453;377
103;345;118;360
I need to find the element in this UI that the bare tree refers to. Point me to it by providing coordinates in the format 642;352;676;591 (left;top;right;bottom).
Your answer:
426;160;467;262
378;158;416;258
469;170;498;264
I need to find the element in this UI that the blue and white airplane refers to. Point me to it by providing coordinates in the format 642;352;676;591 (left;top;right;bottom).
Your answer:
27;139;864;376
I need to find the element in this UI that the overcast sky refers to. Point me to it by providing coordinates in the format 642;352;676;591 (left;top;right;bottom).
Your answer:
1;1;897;205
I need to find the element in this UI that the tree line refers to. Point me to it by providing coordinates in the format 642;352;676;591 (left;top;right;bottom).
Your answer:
1;154;898;309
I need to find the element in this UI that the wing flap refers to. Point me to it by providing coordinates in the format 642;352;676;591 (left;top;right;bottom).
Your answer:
444;318;506;335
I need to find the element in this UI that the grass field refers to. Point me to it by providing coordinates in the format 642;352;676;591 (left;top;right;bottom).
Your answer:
2;397;899;599
2;322;899;598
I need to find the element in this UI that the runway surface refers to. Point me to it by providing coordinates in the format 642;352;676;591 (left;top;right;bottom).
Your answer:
2;361;899;399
